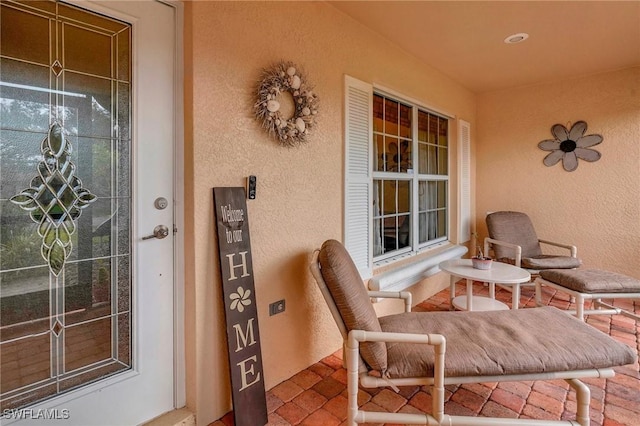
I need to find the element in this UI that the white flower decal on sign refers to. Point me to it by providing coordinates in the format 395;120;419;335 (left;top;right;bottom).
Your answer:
538;121;603;172
230;286;252;313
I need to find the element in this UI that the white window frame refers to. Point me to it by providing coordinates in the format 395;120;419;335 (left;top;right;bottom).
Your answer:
344;76;457;279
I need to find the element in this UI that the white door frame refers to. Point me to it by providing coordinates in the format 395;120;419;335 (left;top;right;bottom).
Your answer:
166;0;186;410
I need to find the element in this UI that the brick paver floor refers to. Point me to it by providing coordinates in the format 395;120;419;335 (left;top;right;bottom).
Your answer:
210;282;640;426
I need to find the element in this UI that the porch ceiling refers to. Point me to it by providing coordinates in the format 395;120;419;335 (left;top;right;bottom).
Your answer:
328;1;640;93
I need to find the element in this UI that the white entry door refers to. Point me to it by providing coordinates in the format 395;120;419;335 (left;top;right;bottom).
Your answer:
0;1;177;424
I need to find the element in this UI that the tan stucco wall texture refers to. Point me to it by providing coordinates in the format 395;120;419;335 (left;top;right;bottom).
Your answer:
184;1;476;423
184;1;639;424
476;67;640;277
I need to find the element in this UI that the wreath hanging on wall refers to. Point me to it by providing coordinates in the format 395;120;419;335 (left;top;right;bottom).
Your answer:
254;61;319;147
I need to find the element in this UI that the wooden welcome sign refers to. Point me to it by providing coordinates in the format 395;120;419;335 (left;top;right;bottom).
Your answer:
213;187;267;426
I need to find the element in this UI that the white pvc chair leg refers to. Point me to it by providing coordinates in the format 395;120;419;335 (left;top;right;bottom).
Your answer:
568;379;591;426
534;279;544;307
346;339;359;426
576;295;585;322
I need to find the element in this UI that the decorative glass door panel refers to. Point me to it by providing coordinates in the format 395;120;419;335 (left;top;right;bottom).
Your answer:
1;0;132;410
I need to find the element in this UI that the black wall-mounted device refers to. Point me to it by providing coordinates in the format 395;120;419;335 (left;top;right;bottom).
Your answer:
247;175;257;199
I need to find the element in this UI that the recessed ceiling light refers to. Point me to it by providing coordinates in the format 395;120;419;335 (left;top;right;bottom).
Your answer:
504;33;529;44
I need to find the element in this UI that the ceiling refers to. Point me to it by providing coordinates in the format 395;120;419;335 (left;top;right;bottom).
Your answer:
328;1;640;93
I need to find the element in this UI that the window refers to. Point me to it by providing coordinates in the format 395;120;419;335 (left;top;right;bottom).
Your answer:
345;76;451;278
372;93;449;260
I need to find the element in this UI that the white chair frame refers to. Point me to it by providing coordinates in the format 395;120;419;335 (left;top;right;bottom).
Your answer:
535;276;640;322
484;237;578;273
311;251;614;426
483;237;578;304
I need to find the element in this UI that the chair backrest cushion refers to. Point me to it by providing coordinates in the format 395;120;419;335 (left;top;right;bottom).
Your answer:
318;240;387;371
486;211;542;259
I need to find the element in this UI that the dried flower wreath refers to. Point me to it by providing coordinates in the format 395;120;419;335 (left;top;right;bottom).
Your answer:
254;61;319;147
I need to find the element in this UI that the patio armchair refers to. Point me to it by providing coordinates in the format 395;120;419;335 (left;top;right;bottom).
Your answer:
484;211;581;273
310;239;636;426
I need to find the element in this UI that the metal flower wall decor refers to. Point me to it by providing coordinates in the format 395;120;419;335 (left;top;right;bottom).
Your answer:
538;121;603;172
10;122;97;275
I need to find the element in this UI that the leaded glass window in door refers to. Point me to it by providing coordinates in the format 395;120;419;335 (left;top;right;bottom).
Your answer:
0;0;132;410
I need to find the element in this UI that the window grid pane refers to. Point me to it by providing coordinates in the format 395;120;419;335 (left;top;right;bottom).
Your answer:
373;94;383;133
418;180;448;244
384;98;399;136
374;94;412;173
373;179;411;257
418;110;448;176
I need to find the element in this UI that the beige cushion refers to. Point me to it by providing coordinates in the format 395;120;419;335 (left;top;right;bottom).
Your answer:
521;255;582;270
380;306;636;378
540;269;640;293
318;240;387;371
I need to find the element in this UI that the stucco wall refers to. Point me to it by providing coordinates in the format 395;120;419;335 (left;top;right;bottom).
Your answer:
184;1;476;423
476;67;640;276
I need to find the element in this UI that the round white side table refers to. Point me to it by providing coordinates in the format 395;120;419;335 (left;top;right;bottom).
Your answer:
439;259;531;311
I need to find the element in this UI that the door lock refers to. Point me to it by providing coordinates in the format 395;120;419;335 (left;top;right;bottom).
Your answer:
142;225;169;240
154;197;169;210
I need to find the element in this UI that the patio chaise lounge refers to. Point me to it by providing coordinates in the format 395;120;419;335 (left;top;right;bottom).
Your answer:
310;239;637;426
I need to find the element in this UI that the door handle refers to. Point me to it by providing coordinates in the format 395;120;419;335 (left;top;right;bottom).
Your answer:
142;225;169;240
